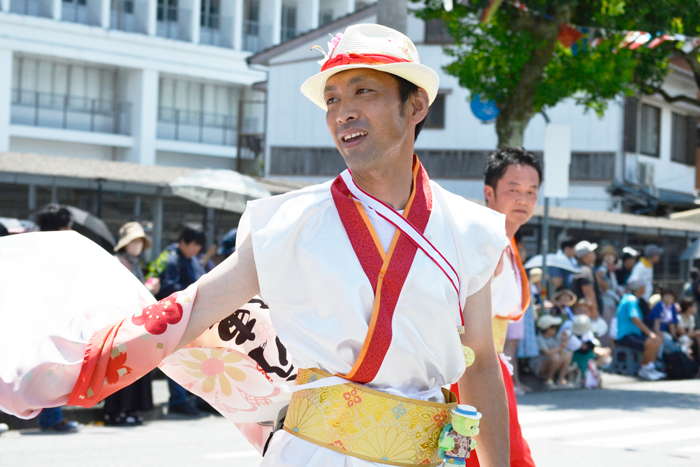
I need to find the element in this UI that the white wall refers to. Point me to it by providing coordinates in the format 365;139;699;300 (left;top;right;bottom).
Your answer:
0;49;11;152
10;136;116;159
156;150;236;168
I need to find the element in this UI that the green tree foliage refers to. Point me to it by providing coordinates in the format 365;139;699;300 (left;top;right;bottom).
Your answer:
414;0;675;148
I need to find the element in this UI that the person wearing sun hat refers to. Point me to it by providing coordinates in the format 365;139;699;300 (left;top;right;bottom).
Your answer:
0;23;509;467
103;221;157;427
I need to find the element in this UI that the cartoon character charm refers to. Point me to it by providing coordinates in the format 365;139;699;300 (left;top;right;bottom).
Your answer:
438;404;481;465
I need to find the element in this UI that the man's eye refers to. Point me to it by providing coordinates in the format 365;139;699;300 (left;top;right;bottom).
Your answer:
326;97;338;105
357;88;370;94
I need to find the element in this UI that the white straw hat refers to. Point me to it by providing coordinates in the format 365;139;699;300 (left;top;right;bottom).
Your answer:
301;23;440;111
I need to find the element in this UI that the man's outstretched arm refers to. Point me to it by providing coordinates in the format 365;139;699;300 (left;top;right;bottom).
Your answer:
459;279;509;467
177;232;260;349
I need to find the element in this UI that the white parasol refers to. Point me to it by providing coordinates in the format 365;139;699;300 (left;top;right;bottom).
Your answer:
169;169;272;213
524;253;580;273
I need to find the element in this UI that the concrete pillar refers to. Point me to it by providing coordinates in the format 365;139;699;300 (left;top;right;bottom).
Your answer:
377;0;407;33
180;0;201;43
97;0;111;28
296;0;319;34
1;0;10;13
345;0;354;15
151;193;163;256
51;0;62;20
223;0;243;49
267;0;282;46
134;195;142;221
144;0;157;35
125;68;158;165
28;185;37;213
0;49;11;153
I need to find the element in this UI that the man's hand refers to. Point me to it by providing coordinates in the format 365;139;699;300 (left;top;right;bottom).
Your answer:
648;331;658;340
176;233;260;349
459;279;509;467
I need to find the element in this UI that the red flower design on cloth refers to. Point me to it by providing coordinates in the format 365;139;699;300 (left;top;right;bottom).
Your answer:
105;352;132;385
132;293;183;335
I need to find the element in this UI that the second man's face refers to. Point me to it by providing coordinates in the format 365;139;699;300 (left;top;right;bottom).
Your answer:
486;164;540;229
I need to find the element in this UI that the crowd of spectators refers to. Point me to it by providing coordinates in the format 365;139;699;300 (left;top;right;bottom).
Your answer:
515;237;700;392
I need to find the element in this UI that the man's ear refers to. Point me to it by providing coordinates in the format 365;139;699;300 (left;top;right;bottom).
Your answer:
410;88;430;125
484;184;495;207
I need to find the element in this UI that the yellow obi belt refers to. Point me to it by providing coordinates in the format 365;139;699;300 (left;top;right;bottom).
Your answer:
283;368;458;466
492;316;509;354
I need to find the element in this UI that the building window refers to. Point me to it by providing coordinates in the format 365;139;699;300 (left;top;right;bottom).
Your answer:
319;9;334;26
157;77;239;145
281;4;297;42
424;93;446;129
10;56;129;134
424;19;452;45
62;0;90;25
639;104;661;157
671;112;698;166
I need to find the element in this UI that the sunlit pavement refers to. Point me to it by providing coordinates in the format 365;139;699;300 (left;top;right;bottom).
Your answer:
2;374;699;467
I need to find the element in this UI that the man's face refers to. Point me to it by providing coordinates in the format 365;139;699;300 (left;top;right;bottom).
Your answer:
179;240;202;259
623;257;635;269
662;293;675;306
580;251;596;265
649;254;661;265
323;68;427;172
484;164;540;229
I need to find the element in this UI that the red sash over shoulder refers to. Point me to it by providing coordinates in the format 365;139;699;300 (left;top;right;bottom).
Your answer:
331;159;432;384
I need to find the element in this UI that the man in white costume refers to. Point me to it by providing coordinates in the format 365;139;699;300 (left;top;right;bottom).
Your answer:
466;148;541;467
0;24;508;467
181;24;510;466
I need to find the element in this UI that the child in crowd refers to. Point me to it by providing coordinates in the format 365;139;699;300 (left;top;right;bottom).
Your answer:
677;297;700;360
551;289;576;320
648;288;679;352
531;315;573;389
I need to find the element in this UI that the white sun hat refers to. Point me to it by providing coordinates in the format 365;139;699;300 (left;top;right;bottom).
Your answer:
301;23;440;111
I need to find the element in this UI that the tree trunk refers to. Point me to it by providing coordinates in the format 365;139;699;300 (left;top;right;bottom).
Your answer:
495;6;571;148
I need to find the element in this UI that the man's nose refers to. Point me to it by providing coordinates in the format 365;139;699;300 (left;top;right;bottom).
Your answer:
336;101;360;124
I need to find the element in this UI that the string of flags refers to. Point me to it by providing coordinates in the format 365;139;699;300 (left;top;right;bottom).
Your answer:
442;0;700;54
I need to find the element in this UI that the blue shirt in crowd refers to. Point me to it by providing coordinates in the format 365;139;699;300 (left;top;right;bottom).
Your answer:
647;301;678;332
617;293;643;339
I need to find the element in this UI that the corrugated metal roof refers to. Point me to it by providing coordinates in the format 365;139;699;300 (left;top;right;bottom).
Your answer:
0;152;308;195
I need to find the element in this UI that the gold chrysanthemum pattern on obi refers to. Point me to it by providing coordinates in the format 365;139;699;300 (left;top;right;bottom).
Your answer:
283;368;458;467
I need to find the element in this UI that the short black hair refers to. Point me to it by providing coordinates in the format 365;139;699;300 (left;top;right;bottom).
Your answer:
484;147;543;189
36;204;72;232
392;75;426;142
178;227;206;247
560;236;576;251
680;296;696;313
0;223;8;237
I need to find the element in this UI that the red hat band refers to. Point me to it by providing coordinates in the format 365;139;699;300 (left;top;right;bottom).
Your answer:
320;52;411;72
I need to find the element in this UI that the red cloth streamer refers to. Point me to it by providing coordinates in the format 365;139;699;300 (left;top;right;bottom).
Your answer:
321;52;410;72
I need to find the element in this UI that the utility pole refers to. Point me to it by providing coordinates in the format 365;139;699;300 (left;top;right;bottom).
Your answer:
377;0;408;34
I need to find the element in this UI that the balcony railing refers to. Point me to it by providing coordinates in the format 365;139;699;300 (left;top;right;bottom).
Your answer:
11;90;131;135
157;107;236;145
199;14;233;48
9;0;52;17
110;9;137;32
156;6;191;40
242;20;272;53
61;2;92;25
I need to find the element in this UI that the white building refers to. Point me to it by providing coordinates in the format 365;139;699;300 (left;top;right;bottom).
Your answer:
0;0;379;171
250;5;700;215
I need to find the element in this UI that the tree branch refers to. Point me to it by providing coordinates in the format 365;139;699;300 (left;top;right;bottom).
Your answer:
646;86;700;109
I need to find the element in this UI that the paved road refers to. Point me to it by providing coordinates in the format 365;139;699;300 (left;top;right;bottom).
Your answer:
519;375;700;467
3;374;699;467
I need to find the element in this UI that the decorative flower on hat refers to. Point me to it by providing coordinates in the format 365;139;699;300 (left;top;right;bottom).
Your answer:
311;32;344;66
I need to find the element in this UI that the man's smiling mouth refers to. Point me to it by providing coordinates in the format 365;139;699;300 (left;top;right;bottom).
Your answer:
342;131;368;142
